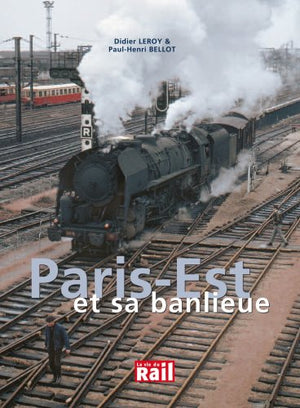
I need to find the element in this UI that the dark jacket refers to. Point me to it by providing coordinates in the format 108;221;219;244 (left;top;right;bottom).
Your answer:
272;209;282;225
45;323;70;351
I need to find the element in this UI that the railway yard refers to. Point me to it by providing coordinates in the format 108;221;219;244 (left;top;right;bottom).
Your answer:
0;95;299;408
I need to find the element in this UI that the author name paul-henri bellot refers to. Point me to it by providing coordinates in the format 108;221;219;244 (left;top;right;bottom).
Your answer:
31;257;270;314
109;37;176;53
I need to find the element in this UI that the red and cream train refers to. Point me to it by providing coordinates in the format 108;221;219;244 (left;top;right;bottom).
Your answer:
0;83;81;106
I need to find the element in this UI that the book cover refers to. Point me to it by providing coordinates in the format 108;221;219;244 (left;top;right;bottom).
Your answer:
0;1;299;407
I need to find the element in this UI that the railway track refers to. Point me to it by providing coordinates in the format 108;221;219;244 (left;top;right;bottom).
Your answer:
255;123;296;143
0;104;81;146
0;208;53;241
0;131;80;163
1;102;298;196
92;181;300;408
0;110;164;192
0;178;299;407
0;121;80;149
0;144;80;190
255;120;300;168
0;139;79;170
0;102;80;121
0;104;156;149
0;197;220;405
249;294;300;408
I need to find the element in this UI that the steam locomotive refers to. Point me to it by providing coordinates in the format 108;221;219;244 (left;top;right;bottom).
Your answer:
48;113;255;251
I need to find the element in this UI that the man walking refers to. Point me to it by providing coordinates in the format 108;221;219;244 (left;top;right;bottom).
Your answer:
267;204;288;247
45;316;70;384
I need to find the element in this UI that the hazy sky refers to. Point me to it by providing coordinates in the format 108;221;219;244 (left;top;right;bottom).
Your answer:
1;0;106;50
1;0;299;51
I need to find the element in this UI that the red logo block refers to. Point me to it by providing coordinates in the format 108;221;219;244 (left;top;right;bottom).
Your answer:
135;360;175;382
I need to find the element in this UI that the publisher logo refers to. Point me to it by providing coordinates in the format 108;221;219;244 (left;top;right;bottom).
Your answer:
135;360;175;382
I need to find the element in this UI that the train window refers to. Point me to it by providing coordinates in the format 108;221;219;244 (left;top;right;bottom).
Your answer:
39;91;43;97
77;87;80;92
68;88;72;94
52;90;55;96
64;89;67;94
33;92;36;97
0;89;6;96
72;88;75;93
60;89;63;95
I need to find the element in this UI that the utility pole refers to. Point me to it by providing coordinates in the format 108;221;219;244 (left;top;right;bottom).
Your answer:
14;37;22;143
29;35;34;110
53;33;59;52
43;1;54;50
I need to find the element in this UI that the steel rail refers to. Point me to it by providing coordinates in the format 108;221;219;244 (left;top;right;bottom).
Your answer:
1;181;298;342
0;215;52;240
96;201;299;408
0;147;79;183
0;181;299;407
0;252;78;331
166;216;300;408
0;200;218;404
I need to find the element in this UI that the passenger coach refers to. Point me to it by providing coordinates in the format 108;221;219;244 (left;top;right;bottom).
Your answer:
22;83;81;107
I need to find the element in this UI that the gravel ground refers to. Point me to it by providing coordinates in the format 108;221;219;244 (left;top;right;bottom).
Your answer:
199;255;300;408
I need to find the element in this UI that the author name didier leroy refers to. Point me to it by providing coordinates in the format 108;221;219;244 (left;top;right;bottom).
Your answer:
109;37;176;53
31;257;270;314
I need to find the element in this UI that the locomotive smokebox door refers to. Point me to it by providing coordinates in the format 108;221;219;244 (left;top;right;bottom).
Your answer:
73;159;117;206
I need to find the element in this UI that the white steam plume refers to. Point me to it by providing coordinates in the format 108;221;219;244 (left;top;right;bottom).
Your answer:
79;0;287;136
258;0;300;48
200;151;251;202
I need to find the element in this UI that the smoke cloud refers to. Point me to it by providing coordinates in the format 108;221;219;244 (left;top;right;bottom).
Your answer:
78;0;291;136
176;207;192;222
258;0;300;48
200;151;251;202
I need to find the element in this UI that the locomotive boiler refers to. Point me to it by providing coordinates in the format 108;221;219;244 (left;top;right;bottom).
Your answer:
48;113;255;251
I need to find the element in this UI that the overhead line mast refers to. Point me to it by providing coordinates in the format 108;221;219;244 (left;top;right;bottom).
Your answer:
43;1;54;51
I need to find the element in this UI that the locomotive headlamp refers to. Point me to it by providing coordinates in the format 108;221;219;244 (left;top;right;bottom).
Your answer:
104;223;111;230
